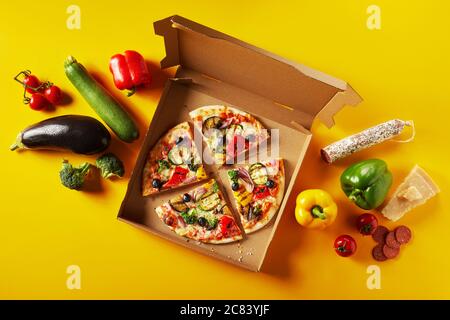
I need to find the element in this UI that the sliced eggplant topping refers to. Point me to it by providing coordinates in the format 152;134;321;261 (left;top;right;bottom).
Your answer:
169;197;189;212
249;163;268;185
202;116;223;133
198;193;221;211
168;145;191;165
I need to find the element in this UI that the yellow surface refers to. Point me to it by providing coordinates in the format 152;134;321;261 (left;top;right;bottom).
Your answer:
1;0;449;299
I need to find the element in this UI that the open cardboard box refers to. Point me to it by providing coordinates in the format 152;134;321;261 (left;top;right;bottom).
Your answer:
117;15;362;271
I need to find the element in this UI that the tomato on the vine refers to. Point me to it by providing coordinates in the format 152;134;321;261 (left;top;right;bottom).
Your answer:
44;85;62;105
23;74;41;93
28;93;49;111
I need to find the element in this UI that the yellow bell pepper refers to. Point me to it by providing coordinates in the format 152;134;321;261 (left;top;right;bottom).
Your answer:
196;166;207;180
295;189;338;229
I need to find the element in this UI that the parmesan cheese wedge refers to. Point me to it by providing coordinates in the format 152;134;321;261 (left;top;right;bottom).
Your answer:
381;165;440;221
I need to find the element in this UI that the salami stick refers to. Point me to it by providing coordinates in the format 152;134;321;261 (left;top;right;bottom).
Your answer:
321;119;414;164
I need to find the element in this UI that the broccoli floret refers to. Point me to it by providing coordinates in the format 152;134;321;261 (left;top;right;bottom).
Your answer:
157;159;170;173
205;216;218;230
181;209;198;224
227;170;239;183
95;153;125;179
59;160;92;190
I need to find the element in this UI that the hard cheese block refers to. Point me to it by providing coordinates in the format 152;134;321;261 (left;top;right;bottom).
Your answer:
382;165;440;221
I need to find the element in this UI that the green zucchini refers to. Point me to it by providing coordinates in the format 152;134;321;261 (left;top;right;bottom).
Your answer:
64;56;139;143
168;146;191;165
198;193;221;211
249;163;268;185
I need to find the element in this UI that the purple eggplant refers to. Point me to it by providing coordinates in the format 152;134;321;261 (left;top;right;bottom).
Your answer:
10;115;111;155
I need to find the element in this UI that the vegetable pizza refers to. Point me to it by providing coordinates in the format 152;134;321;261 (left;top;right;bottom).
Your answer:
143;106;287;243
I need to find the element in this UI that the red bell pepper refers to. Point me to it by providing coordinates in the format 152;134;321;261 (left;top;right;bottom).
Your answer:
109;50;151;96
219;215;236;235
163;166;189;188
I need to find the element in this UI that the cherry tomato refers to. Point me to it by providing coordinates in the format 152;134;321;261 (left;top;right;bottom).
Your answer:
44;85;62;105
334;235;357;257
28;93;49;111
219;215;235;234
23;75;41;93
356;213;378;235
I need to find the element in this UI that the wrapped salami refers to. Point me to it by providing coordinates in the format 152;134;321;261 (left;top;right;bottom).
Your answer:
321;119;414;164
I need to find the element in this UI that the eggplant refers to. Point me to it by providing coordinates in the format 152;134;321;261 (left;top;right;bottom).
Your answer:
10;115;111;155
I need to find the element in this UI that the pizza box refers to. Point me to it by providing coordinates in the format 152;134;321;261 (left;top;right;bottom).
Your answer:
117;15;362;271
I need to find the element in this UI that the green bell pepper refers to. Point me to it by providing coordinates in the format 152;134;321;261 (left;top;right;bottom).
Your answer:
340;159;393;210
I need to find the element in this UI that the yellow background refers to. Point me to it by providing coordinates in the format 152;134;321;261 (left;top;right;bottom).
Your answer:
1;0;449;299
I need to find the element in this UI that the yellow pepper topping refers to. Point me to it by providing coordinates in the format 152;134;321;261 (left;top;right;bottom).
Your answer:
196;166;207;179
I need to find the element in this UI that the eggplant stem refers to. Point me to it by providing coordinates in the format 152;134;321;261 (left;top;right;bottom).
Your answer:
10;134;24;151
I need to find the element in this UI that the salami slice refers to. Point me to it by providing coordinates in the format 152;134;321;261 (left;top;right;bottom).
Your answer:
383;244;400;259
372;226;389;243
372;244;388;262
385;231;401;249
395;226;412;244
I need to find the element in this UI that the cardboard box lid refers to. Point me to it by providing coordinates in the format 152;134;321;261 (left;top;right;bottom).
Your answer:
154;15;362;129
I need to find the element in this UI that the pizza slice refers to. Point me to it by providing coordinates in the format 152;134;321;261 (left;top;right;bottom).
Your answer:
226;159;285;233
155;179;243;244
189;105;269;165
142;122;207;196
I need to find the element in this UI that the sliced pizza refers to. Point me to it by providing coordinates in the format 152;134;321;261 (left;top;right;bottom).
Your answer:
142;122;207;196
226;159;285;233
155;179;243;244
189;105;269;165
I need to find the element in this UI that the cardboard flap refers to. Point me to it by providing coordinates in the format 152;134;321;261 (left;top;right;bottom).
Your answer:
154;15;362;129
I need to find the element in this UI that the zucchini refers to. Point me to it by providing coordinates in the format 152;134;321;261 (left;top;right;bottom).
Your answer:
198;193;221;211
64;56;139;143
168;146;191;165
249;163;268;185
